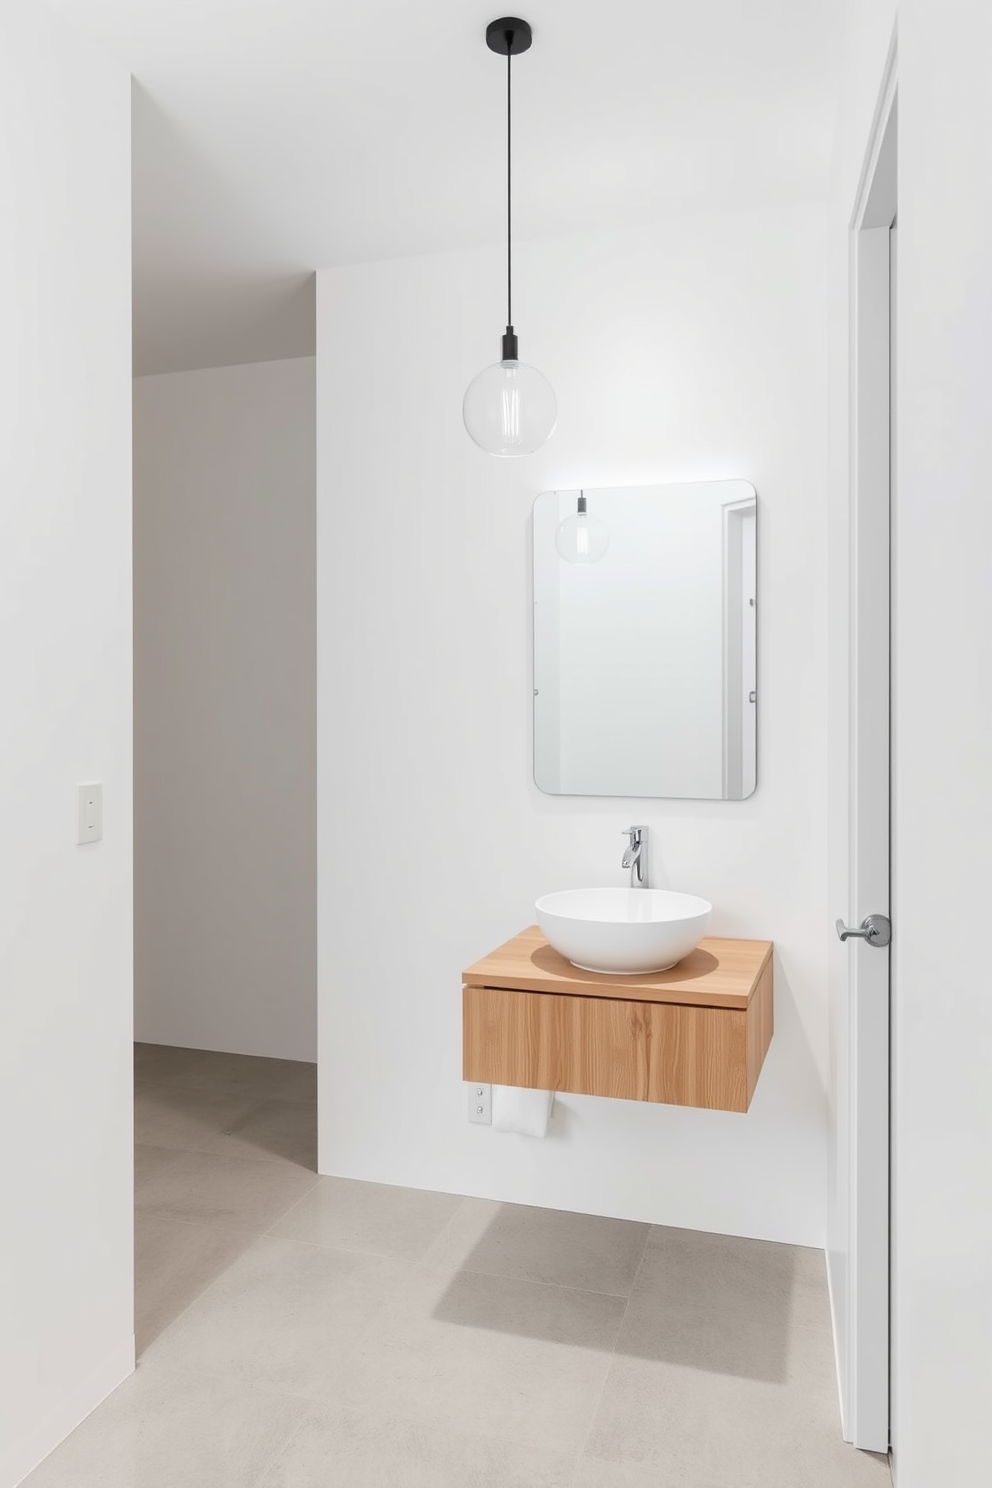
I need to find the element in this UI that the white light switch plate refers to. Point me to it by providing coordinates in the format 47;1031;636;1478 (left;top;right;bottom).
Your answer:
77;782;102;844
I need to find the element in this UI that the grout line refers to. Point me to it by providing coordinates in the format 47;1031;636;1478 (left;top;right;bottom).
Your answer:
143;1141;319;1174
137;1222;416;1360
259;1170;321;1227
627;1221;655;1293
135;1222;380;1366
141;1094;318;1168
571;1317;623;1470
136;1209;260;1241
136;1233;266;1362
410;1197;653;1301
133;1362;323;1487
135;1138;200;1161
260;1175;323;1238
186;1123;319;1169
452;1261;638;1304
405;1195;478;1276
571;1222;652;1469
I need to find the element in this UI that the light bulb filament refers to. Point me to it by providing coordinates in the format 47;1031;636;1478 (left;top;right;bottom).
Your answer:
500;384;521;445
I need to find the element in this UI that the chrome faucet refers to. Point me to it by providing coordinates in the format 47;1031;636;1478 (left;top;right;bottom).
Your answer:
621;826;648;888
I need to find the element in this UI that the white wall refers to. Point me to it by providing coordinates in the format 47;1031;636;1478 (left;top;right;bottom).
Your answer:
133;358;317;1062
317;205;829;1246
894;4;992;1482
0;2;133;1483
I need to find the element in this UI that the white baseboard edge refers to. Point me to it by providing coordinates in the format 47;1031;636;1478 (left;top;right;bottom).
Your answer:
3;1334;135;1488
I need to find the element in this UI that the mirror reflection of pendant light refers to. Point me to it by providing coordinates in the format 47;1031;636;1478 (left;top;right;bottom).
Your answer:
462;18;557;457
556;492;610;564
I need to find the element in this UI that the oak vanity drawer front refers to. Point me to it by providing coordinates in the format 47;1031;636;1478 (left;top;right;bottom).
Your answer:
463;984;752;1113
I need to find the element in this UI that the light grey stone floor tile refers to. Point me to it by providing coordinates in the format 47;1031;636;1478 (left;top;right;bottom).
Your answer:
336;1264;625;1454
144;1233;409;1400
642;1226;831;1326
134;1085;258;1151
135;1148;317;1233
20;1363;308;1488
270;1175;462;1258
134;1143;185;1197
456;1199;650;1296
414;1194;503;1271
575;1437;889;1488
134;1042;192;1084
135;1213;258;1354
138;1046;316;1103
257;1404;577;1488
615;1226;831;1381
584;1347;888;1488
195;1098;316;1170
570;1461;685;1488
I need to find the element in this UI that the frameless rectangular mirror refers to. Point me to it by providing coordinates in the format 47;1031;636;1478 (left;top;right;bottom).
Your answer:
533;480;757;800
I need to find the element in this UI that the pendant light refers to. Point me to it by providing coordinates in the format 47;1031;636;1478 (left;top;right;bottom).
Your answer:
556;492;610;564
463;17;557;457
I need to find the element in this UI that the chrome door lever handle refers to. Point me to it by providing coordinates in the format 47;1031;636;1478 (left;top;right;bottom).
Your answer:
836;913;892;947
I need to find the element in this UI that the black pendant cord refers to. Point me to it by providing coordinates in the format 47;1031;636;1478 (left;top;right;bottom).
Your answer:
501;49;518;360
487;17;531;361
507;49;512;332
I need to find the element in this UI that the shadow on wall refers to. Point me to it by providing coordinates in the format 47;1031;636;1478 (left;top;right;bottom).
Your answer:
432;1203;821;1384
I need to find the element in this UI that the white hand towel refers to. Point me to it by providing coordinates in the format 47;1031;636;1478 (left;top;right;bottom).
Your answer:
492;1085;555;1138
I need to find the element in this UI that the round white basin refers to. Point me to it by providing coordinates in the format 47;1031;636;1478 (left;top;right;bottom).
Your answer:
535;887;713;975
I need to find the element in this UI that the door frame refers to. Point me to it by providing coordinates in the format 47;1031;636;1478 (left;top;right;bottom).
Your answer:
827;47;897;1455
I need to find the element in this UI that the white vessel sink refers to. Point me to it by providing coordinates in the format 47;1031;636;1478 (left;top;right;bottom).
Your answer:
535;887;713;975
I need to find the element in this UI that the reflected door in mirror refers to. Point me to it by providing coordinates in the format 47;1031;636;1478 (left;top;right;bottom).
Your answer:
533;481;757;800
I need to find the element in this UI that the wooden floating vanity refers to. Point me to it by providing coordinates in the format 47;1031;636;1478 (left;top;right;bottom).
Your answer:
463;927;774;1113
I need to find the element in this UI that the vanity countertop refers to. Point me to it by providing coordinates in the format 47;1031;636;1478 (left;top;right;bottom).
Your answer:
463;926;772;1010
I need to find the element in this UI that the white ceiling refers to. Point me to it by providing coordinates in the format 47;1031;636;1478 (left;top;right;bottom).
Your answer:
56;0;844;374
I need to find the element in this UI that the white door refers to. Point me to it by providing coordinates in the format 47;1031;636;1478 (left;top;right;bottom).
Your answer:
827;79;896;1454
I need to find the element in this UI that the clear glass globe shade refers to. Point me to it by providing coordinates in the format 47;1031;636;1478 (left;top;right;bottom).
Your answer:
462;359;557;457
555;510;610;564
